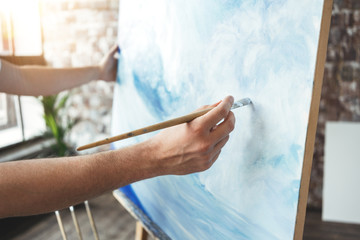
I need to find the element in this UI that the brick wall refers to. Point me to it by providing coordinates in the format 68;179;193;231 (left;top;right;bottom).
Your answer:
39;0;359;207
310;0;360;208
40;0;119;153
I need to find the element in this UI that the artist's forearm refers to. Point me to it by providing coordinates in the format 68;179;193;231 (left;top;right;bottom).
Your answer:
19;66;101;96
0;60;101;96
0;141;159;218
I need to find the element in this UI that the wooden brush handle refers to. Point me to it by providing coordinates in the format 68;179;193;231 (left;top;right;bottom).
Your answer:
77;107;213;151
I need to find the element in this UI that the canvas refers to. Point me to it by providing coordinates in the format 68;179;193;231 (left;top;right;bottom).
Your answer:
112;0;329;239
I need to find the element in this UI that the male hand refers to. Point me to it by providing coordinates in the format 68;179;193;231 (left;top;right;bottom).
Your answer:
149;96;235;175
98;45;119;82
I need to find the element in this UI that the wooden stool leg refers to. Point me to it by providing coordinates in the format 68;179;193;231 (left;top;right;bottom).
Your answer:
55;210;67;240
135;221;148;240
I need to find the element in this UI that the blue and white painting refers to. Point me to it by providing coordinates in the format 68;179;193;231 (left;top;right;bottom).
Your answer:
112;0;325;239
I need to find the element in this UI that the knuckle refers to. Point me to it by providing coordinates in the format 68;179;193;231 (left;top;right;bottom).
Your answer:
228;121;235;132
227;114;236;131
198;144;210;154
225;121;234;133
191;122;205;135
198;141;212;153
199;160;212;171
217;150;222;157
229;111;235;120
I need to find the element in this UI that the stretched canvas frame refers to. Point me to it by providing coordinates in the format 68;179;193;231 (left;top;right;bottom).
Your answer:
112;0;333;239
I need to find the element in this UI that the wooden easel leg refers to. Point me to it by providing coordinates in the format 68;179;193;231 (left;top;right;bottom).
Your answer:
135;221;148;240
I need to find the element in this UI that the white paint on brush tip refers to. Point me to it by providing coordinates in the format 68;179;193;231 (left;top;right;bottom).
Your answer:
231;98;252;109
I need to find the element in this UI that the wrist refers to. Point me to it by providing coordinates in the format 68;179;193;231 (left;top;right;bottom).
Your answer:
134;139;166;179
109;139;164;186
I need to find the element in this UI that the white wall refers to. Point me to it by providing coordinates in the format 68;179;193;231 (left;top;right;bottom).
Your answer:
323;122;360;224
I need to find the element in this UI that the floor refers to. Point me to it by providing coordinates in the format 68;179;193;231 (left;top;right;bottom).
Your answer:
303;210;360;240
2;193;360;240
1;192;136;240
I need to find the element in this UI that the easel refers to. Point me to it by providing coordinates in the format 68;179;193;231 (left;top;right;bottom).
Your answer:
135;222;148;240
294;0;333;238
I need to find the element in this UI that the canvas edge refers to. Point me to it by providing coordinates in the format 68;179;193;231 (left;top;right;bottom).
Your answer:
112;189;171;240
293;0;333;239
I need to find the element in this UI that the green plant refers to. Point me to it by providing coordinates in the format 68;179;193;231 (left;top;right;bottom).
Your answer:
39;93;74;157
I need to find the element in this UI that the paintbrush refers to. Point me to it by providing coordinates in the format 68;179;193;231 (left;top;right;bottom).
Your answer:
77;98;252;151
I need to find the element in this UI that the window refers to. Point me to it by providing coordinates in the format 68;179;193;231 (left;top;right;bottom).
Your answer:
0;93;17;130
0;0;46;149
0;0;43;56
